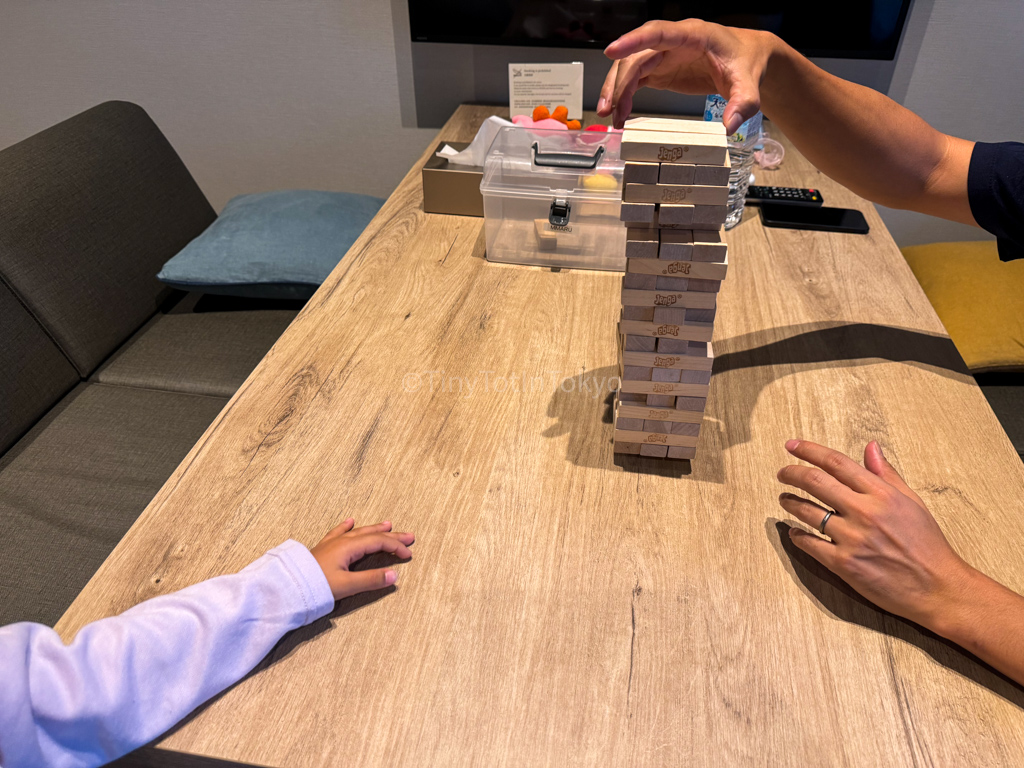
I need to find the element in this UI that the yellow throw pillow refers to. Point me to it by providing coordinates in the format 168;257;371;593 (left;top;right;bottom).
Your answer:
902;241;1024;372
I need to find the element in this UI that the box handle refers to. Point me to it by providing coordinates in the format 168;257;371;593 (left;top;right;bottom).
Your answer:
531;142;605;170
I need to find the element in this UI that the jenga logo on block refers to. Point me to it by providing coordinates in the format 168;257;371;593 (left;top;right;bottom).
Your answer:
658;146;686;161
656;324;679;336
654;294;677;306
653;356;678;367
652;383;674;393
664;262;691;275
661;188;689;203
644;433;668;443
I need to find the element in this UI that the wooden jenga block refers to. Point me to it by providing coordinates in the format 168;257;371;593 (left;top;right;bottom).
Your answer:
615;429;699;448
620;288;717;310
689;340;711;355
655;276;689;291
652;307;687;324
643;420;675;433
534;219;557;251
623;116;727;136
693;164;731;187
657;337;689;353
623;334;656;352
623;183;730;206
623;272;658;290
640;444;670;458
622;306;655;321
659;230;693;260
619;392;647;402
658;203;693;226
621;350;714;372
645;394;676;407
651;367;681;383
657;163;695;185
667;446;697;460
616;400;703;424
620;201;655;223
625;209;690;230
619;319;713;343
679;369;713;385
619;380;710;396
691;237;728;263
623;161;660;185
687;279;722;292
675;396;707;411
685;307;717;323
620;130;728;165
625;228;659;259
691;204;728;227
670;422;701;436
614;441;643;455
623;366;653;381
661;161;731;186
616;417;645;431
626;257;728;281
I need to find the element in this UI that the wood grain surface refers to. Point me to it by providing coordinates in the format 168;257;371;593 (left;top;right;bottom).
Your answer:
64;105;1024;767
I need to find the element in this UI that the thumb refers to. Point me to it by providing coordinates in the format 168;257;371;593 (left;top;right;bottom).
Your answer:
721;78;760;135
864;441;925;504
336;567;398;600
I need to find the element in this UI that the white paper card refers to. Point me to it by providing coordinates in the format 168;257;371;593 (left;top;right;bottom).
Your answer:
508;62;583;119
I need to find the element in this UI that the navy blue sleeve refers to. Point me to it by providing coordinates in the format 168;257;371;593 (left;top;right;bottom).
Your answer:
967;141;1024;262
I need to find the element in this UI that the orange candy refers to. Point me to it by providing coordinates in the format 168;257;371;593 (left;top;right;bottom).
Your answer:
566;119;581;130
532;105;550;122
551;105;569;123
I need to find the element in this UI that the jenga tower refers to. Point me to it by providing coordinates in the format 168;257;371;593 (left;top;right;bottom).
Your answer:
612;117;731;460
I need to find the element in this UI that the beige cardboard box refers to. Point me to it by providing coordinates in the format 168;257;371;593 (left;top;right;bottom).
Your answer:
422;142;483;217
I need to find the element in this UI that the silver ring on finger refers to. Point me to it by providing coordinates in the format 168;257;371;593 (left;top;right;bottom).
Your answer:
819;510;836;535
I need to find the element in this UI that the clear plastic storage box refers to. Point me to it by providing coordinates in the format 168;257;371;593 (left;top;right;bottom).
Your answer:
481;127;626;271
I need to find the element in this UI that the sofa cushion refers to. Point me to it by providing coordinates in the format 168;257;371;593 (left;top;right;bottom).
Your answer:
157;190;384;299
91;292;299;397
0;383;228;627
0;101;216;377
902;240;1024;372
0;280;79;454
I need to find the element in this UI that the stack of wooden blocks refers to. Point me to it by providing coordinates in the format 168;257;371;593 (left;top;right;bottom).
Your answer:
612;116;731;460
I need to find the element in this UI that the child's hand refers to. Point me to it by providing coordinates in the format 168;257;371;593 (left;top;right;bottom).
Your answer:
310;519;415;600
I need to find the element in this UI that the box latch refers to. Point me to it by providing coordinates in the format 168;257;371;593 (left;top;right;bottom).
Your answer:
549;197;571;227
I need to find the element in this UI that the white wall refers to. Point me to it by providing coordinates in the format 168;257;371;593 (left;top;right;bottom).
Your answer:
1;0;1021;247
879;0;1024;246
1;1;437;209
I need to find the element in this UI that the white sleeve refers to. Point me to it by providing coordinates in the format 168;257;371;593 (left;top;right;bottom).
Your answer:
0;539;335;768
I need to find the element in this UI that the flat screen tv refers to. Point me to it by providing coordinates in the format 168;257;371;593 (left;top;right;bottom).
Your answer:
408;1;913;60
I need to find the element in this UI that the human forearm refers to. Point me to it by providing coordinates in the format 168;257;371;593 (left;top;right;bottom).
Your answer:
929;566;1024;684
760;36;976;224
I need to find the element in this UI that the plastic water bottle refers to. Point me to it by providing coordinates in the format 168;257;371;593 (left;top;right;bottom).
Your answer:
704;95;762;230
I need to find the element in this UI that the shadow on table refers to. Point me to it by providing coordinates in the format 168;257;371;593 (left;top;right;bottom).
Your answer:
767;518;1024;710
113;557;405;767
713;321;972;449
542;365;726;481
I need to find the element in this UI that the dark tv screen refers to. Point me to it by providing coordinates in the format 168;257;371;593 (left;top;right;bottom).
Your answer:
409;1;913;60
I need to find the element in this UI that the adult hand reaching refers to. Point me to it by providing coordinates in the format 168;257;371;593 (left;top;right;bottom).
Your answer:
597;20;773;132
777;439;1024;685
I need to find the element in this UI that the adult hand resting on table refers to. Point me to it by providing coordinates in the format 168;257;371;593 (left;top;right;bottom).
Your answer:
777;439;1024;686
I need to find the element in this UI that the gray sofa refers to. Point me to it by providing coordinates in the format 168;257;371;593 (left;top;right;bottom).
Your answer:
0;102;300;626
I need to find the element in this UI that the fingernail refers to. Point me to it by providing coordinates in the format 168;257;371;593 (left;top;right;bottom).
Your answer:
597;97;608;113
385;570;397;586
876;442;885;459
785;439;800;451
725;115;741;135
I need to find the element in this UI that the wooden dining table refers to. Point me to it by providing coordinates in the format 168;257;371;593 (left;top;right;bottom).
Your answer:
62;105;1024;767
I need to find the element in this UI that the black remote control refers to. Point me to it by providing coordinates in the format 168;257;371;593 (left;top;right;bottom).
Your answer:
746;186;824;207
